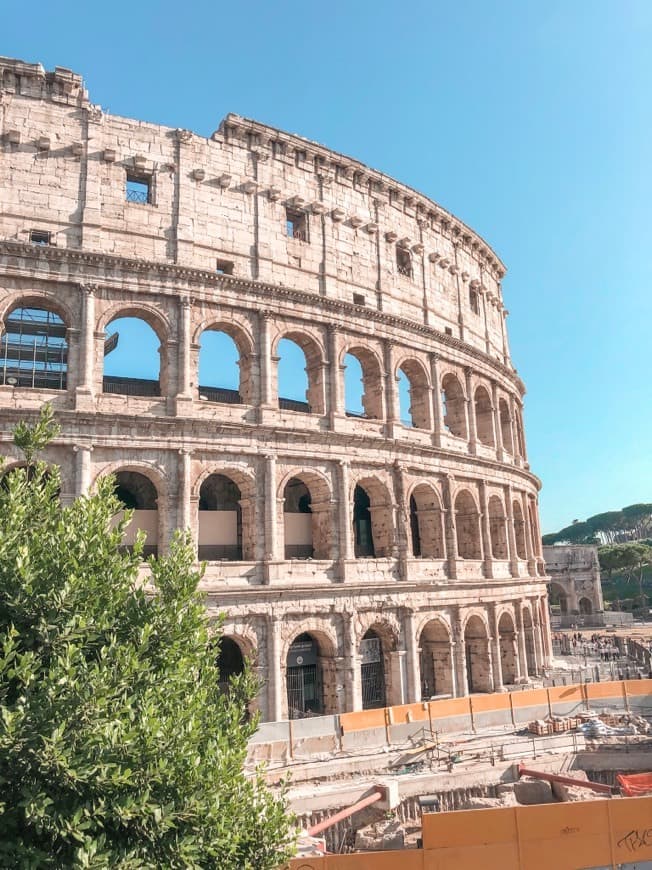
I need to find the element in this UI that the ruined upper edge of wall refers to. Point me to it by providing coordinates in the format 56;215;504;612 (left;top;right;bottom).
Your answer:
0;57;506;286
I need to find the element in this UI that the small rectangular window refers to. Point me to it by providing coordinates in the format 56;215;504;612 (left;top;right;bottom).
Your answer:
286;208;308;242
353;293;366;306
295;149;306;167
126;174;151;204
469;289;480;314
29;229;52;246
396;247;412;278
445;327;453;336
216;259;234;275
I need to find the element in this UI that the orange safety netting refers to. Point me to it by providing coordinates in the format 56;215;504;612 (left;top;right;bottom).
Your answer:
617;773;652;796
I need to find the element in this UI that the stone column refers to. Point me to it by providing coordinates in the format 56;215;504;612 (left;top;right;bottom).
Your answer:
263;455;279;580
539;598;553;665
490;605;504;692
478;480;494;579
328;325;343;427
453;612;468;696
74;444;93;495
337;460;353;570
75;284;96;408
443;475;458;579
384;339;398;438
521;493;537;575
175;295;193;415
510;395;522;463
258;311;273;421
178;449;192;534
430;353;443;447
403;608;421;703
343;612;362;711
464;367;477;455
392;461;408;580
532;607;543;674
505;484;519;578
491;382;504;460
516;604;530;681
500;306;510;364
268;616;283;722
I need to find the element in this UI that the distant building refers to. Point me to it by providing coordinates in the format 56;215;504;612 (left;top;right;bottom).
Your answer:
544;545;603;617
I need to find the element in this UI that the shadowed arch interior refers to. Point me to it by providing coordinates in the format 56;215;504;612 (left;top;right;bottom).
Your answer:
198;473;244;561
419;619;453;698
455;490;482;559
409;484;445;559
464;615;491;693
344;347;383;419
441;374;467;439
113;470;159;557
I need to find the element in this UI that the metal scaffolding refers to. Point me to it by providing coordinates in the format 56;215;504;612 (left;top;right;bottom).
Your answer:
0;307;67;390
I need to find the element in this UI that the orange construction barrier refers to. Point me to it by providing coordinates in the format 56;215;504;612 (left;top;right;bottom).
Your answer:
617;771;652;795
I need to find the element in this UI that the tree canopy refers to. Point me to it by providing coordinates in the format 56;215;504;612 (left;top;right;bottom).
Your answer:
0;406;295;868
543;503;652;546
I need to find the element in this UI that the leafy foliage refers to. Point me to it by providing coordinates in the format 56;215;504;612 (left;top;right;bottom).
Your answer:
598;542;652;609
0;407;295;868
544;503;652;546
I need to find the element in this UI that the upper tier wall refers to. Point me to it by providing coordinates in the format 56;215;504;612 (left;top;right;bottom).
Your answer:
0;57;511;367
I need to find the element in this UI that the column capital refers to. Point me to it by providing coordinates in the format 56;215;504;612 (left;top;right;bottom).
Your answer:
79;282;98;296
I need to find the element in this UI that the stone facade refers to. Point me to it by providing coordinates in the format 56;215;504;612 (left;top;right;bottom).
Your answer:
544;545;604;616
0;57;551;721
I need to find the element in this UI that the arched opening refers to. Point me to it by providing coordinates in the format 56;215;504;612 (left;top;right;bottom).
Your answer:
498;612;518;685
277;333;324;414
441;374;467;439
353;485;374;557
344;347;383;419
579;597;593;615
1;304;68;390
488;495;508;559
464;615;492;693
283;477;313;559
353;479;394;558
198;473;243;561
198;327;251;405
103;316;161;397
0;463;60;498
360;628;388;709
455;490;482;559
286;632;336;718
499;399;512;453
409;485;445;559
522;609;537;676
548;582;568;614
474;386;495;447
419;620;453;699
113;470;159;557
398;360;430;429
215;637;245;693
513;500;527;559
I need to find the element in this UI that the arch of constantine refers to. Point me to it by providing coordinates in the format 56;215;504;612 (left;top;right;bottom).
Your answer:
0;57;551;721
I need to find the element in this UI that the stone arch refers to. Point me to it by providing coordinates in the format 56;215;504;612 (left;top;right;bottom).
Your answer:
1;297;70;391
343;344;384;419
474;385;495;447
353;475;394;558
409;483;445;559
198;472;254;561
488;495;508;559
274;329;326;414
419;618;454;699
109;466;162;558
579;597;593;615
285;627;338;718
279;468;333;560
359;620;399;709
463;613;492;693
396;357;431;429
441;372;467;439
214;636;247;692
197;319;254;405
498;611;518;685
454;488;482;559
499;398;513;453
548;582;568;614
513;499;527;559
100;303;170;398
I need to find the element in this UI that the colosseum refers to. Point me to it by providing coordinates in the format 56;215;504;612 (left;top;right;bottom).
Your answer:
0;57;551;722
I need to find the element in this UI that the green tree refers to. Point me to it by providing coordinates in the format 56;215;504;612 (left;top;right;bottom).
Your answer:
599;542;652;610
0;407;295;868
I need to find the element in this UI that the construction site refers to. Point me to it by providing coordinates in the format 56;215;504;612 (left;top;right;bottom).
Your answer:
255;632;652;869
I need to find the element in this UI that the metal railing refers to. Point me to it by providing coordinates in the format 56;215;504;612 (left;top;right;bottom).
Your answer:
103;376;160;397
126;187;149;204
197;386;242;404
279;397;311;413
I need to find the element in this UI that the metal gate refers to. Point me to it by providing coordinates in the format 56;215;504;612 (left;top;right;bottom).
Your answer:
361;636;385;709
287;664;319;719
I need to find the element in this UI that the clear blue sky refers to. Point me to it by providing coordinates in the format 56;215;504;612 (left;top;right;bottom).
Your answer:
4;0;651;533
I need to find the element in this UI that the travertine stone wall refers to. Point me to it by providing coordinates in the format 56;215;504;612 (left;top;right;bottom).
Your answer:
0;57;551;722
